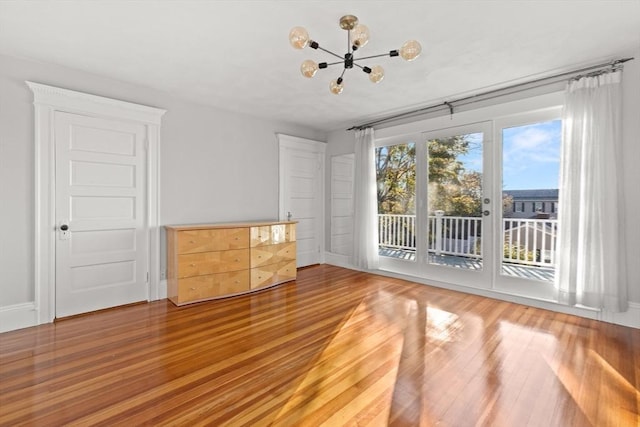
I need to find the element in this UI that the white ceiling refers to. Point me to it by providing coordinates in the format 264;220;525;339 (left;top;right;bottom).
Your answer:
1;1;639;131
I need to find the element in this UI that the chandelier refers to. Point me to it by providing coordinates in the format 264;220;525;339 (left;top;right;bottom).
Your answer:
289;14;421;95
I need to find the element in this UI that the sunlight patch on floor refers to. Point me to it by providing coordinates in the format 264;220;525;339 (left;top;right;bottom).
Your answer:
271;293;412;426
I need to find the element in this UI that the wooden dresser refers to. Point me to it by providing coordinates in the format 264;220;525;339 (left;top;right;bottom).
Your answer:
165;221;296;306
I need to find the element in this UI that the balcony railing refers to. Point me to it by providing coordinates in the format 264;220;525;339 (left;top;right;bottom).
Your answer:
378;213;557;268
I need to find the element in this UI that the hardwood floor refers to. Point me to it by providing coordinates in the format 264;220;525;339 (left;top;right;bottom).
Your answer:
1;264;638;426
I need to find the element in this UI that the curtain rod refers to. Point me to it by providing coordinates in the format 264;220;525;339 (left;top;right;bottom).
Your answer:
347;57;634;131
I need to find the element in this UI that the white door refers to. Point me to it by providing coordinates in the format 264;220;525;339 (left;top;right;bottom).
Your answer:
376;123;493;288
278;135;325;267
420;122;493;288
55;111;148;318
330;154;355;256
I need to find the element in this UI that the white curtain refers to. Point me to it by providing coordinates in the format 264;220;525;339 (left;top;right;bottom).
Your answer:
353;128;379;270
555;71;627;312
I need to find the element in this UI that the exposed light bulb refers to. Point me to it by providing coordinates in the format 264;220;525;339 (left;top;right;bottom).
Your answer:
289;26;310;49
369;65;384;83
352;24;370;48
399;40;422;61
300;60;319;78
329;79;344;95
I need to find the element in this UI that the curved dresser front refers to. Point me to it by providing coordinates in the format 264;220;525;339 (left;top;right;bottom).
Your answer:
165;221;296;306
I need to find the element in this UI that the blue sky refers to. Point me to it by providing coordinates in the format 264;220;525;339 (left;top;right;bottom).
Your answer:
457;120;561;190
501;120;561;190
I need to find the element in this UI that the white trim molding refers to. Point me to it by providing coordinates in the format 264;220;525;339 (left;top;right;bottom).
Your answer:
324;252;353;270
600;302;640;329
27;82;166;329
0;303;38;333
25;82;165;124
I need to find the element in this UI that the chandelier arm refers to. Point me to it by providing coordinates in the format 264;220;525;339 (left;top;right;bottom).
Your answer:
315;45;344;61
353;51;398;61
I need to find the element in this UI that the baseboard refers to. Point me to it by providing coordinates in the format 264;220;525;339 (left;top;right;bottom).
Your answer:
599;302;640;328
323;255;639;329
324;252;353;269
0;280;170;334
0;302;38;333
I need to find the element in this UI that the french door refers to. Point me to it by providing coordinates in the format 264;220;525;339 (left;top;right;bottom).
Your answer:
493;108;562;299
377;107;562;298
377;122;493;288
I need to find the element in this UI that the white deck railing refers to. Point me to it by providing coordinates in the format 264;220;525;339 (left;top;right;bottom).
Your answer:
502;219;558;267
378;214;416;250
378;214;557;267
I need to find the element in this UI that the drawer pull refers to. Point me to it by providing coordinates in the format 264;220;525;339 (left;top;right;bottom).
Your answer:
189;240;195;244
235;237;239;240
190;263;196;267
190;287;196;290
235;258;239;262
235;280;239;283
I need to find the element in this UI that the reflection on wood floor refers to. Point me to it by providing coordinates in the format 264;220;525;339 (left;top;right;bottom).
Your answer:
0;264;638;426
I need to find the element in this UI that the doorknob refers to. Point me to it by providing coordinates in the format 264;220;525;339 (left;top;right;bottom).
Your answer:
58;223;70;240
286;211;293;221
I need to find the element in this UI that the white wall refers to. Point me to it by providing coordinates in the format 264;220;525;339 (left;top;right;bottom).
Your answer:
620;49;640;304
0;54;324;318
325;48;640;306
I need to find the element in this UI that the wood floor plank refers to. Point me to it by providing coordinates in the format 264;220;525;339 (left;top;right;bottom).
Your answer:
1;264;638;426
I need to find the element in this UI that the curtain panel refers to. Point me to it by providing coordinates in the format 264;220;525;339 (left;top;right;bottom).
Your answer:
556;71;628;312
353;128;379;270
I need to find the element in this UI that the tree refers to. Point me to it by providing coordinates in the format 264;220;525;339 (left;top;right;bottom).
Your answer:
376;143;416;214
376;135;485;217
427;136;481;216
502;193;514;215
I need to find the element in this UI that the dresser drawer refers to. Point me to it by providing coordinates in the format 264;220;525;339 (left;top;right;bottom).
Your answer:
250;260;297;289
177;228;249;254
250;226;272;247
177;270;250;303
250;242;296;268
271;223;296;244
177;249;249;278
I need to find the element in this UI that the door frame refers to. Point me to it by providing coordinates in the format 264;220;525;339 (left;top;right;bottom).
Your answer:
27;82;166;324
277;133;326;266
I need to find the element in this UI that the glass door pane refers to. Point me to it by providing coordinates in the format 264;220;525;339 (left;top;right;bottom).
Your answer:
501;119;561;283
427;132;484;271
376;141;417;262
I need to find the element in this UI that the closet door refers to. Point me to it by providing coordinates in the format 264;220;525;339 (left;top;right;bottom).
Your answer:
278;134;325;267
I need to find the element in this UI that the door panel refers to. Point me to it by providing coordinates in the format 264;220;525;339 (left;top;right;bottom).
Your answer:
279;136;325;267
494;111;562;299
421;124;492;286
55;112;148;318
376;124;492;287
330;154;354;256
